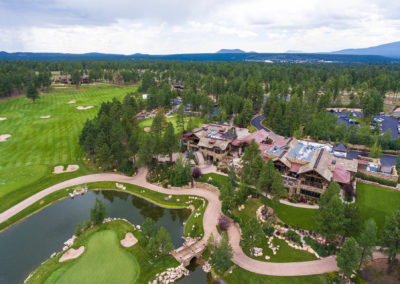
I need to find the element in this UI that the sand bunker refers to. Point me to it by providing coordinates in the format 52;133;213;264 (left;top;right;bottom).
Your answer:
76;106;94;110
144;127;151;133
40;115;51;119
59;246;85;262
67;100;76;104
53;165;80;174
0;134;11;142
0;117;6;121
120;232;138;248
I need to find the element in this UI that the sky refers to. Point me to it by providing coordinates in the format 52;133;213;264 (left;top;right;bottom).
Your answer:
0;0;399;54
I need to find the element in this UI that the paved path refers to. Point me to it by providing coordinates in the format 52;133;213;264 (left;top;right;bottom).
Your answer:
0;168;391;276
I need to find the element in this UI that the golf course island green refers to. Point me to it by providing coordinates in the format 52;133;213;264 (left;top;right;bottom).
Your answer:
26;219;180;284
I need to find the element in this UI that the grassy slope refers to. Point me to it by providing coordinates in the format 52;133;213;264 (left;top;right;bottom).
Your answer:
356;182;400;234
224;267;331;284
204;173;317;230
232;199;317;262
0;85;136;212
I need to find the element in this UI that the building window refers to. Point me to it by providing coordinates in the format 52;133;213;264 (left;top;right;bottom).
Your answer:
300;189;321;198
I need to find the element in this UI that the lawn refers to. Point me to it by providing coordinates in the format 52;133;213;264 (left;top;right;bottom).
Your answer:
202;172;317;230
232;199;317;263
0;85;137;212
27;220;179;284
223;267;332;284
48;230;139;284
356;182;400;234
138;115;203;133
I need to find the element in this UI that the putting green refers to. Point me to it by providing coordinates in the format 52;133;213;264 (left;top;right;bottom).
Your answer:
48;230;139;284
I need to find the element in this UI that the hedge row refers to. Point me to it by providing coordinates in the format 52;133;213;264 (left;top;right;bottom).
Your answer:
355;172;397;187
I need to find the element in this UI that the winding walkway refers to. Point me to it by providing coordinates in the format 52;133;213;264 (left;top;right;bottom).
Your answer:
0;168;335;276
4;168;393;276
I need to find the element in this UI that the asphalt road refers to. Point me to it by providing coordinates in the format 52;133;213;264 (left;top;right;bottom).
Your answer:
251;115;270;132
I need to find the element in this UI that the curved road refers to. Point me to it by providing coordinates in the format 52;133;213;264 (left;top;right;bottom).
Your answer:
0;168;338;276
251;115;269;132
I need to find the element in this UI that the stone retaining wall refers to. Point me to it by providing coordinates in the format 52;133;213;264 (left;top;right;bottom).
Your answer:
358;169;398;182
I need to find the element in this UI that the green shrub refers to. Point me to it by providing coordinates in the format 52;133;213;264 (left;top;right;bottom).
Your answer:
286;230;302;245
355;172;397;187
304;236;336;257
262;222;275;237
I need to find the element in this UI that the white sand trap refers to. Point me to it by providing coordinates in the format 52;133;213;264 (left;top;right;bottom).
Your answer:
0;134;11;142
76;106;94;110
59;246;85;262
0;117;6;121
120;232;138;247
67;100;76;104
53;164;80;174
144;127;151;133
40;115;51;119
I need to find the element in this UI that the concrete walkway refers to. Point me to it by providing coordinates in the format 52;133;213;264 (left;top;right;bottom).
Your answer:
0;168;387;276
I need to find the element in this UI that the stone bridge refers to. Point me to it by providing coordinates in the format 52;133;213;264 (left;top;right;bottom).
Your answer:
171;237;206;266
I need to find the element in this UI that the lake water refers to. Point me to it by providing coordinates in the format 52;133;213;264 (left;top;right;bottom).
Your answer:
0;190;214;284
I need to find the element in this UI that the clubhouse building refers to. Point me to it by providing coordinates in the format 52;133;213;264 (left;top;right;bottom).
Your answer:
183;123;397;199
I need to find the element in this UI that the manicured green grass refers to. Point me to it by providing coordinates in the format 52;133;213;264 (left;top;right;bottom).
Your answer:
51;230;139;284
201;173;230;188
242;236;317;263
232;199;316;262
273;201;317;231
356;182;400;234
0;85;136;212
138;115;203;133
223;267;332;284
27;220;179;284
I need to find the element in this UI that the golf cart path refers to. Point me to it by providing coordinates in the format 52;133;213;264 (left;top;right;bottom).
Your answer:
0;168;385;276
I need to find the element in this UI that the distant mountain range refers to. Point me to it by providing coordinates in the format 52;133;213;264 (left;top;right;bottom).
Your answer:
331;41;400;58
217;49;246;54
0;45;399;63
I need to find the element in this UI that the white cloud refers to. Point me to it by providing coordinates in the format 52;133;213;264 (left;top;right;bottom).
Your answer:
0;0;399;53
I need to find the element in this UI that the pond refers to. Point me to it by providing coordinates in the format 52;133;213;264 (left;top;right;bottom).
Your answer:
0;190;214;284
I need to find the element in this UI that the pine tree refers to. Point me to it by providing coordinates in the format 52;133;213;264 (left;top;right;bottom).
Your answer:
270;170;287;217
370;139;382;158
382;208;400;272
336;237;360;279
315;194;345;245
137;134;155;168
162;122;177;162
26;82;39;103
257;159;276;209
156;226;173;255
358;219;377;270
90;198;107;225
210;233;233;273
176;105;185;132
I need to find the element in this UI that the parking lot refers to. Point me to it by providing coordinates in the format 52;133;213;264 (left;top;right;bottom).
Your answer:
330;111;399;140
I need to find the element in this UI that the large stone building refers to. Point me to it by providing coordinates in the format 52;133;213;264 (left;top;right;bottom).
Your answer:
261;136;357;198
183;124;237;162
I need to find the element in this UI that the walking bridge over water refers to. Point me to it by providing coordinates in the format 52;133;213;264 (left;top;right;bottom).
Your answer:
171;237;206;266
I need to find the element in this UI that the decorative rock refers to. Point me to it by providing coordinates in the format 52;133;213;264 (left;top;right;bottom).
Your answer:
202;262;212;273
265;255;270;260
